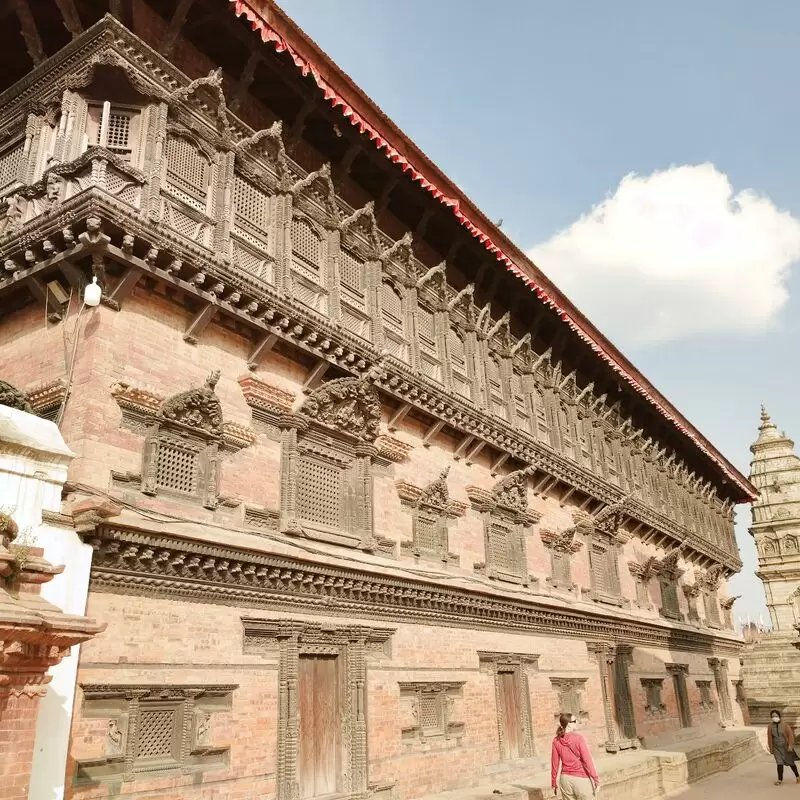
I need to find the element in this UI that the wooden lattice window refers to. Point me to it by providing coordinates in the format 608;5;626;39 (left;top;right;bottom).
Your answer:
165;135;210;212
510;372;532;433
550;678;587;720
155;439;200;496
578;417;594;469
297;456;345;530
416;303;442;382
697;680;714;709
0;140;22;195
533;387;550;444
589;540;621;600
486;356;508;419
558;401;575;460
339;248;370;338
74;684;235;786
381;282;409;361
87;102;141;162
140;373;223;510
703;590;721;627
600;435;619;485
551;549;572;586
419;694;444;733
660;578;681;620
641;679;665;714
233;174;270;245
291;217;328;314
448;327;471;399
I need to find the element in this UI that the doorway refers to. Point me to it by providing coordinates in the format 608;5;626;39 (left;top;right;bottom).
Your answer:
672;671;692;728
298;655;341;798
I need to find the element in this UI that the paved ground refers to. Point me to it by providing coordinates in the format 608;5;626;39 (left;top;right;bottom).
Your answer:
666;752;796;798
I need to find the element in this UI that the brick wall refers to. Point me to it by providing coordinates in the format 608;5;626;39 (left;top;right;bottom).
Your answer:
0;693;42;800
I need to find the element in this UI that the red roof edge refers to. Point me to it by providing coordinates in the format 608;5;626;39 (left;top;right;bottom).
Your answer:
228;0;756;503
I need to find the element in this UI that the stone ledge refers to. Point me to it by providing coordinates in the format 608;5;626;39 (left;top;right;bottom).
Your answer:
411;729;760;800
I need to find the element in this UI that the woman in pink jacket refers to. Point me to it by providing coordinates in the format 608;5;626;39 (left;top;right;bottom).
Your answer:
551;713;600;799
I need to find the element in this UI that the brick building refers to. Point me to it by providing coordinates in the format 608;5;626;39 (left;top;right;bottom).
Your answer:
0;2;755;799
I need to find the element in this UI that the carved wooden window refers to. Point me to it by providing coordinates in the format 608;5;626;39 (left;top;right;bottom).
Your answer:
589;539;621;600
291;217;329;314
74;684;235;785
141;372;223;509
479;652;537;761
486;355;508;419
598;434;619;485
576;416;594;469
697;680;714;710
551;549;572;585
558;400;575;460
399;682;464;743
416;303;442;382
281;372;394;555
339;247;371;340
703;590;721;627
532;386;550;444
242;619;394;800
165;135;211;212
233;174;269;245
641;679;666;714
447;326;471;400
87;102;141;162
550;678;587;719
0;139;23;195
381;281;409;361
659;577;681;620
398;469;463;564
511;371;532;433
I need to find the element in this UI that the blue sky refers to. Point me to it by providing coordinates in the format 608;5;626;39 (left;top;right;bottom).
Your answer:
278;0;800;624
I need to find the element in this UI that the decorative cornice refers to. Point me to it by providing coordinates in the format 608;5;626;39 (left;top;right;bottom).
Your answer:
80;683;238;701
83;523;743;656
0;193;739;571
374;434;413;464
238;375;294;416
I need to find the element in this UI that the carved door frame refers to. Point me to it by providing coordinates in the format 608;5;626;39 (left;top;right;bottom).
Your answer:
242;619;394;800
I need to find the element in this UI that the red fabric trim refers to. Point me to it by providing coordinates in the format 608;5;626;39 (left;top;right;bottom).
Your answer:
228;0;755;501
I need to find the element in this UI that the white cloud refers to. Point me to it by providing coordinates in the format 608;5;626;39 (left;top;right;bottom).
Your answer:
529;164;800;348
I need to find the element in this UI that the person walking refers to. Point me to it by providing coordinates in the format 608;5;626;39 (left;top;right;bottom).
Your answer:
551;713;600;799
768;709;800;785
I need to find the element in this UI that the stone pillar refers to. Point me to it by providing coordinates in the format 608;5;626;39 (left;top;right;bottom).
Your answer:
709;658;734;726
0;404;103;800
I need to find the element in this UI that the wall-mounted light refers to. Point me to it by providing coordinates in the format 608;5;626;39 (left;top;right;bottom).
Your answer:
83;276;101;307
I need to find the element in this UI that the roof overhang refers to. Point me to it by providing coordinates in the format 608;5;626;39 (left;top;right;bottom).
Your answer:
228;0;756;502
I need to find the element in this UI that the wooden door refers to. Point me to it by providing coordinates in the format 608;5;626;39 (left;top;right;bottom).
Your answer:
498;670;523;760
612;657;637;740
298;655;341;798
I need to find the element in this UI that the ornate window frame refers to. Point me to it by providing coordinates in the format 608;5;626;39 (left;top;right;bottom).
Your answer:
628;556;659;609
279;364;395;554
140;371;224;509
549;677;589;720
396;467;467;564
540;513;587;590
640;678;666;715
696;679;715;711
468;466;541;586
242;618;394;800
399;681;465;744
656;548;684;621
73;683;236;785
585;498;631;605
479;651;538;760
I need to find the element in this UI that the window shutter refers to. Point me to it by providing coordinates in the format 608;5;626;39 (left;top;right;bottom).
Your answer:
298;457;343;529
165;136;210;211
381;282;408;361
448;328;470;398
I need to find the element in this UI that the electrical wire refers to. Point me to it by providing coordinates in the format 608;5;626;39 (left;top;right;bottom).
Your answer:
56;294;87;428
